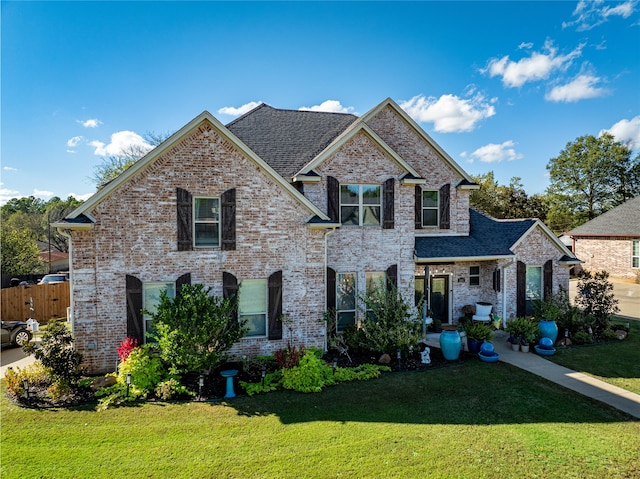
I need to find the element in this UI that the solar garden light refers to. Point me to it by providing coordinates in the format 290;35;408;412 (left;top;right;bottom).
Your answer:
332;358;338;374
198;374;205;401
261;365;266;387
626;321;630;331
396;348;402;370
126;373;132;397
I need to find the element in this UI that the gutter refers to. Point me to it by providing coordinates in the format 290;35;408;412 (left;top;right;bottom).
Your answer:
56;227;74;336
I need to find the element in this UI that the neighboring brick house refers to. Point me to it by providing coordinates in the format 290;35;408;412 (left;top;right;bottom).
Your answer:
568;196;640;282
55;98;579;373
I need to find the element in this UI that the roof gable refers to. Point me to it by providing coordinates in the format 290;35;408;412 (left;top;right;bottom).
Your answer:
226;104;358;178
568;196;640;237
62;111;330;223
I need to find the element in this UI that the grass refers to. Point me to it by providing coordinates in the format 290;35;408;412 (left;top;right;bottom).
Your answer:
546;317;640;394
2;360;639;479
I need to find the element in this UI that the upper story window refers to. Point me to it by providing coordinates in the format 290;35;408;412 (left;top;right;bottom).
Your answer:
422;190;439;227
194;197;220;247
469;266;480;286
633;240;639;268
340;184;381;226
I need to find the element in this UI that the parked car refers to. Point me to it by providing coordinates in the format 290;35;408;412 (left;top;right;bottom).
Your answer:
1;321;33;348
39;273;68;284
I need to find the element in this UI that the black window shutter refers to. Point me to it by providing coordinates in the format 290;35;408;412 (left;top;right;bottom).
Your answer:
383;178;395;229
221;188;236;251
268;270;283;340
126;274;144;344
493;269;501;292
176;273;191;296
386;264;398;291
326;267;336;314
516;261;526;317
327;176;339;222
177;188;193;251
415;186;422;229
439;183;450;230
543;259;553;300
223;271;239;325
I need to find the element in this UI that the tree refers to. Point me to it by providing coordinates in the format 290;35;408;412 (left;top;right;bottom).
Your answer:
91;131;173;188
0;222;45;276
470;172;548;221
546;134;640;231
44;196;84;253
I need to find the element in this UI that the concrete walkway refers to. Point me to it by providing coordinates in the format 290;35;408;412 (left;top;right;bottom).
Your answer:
491;330;640;419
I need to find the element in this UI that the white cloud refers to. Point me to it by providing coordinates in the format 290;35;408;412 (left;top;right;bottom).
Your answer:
3;166;18;172
90;131;153;156
545;74;609;102
299;100;355;114
79;118;102;128
68;191;94;202
470;140;523;163
67;136;83;148
482;40;584;88
0;187;20;205
399;93;496;133
563;0;637;31
218;101;262;116
600;116;640;150
33;189;54;199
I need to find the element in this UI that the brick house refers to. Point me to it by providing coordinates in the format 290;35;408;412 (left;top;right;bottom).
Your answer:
568;196;640;282
55;98;579;373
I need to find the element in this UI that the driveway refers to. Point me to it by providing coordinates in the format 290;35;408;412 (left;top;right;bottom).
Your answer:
1;343;36;377
569;278;640;320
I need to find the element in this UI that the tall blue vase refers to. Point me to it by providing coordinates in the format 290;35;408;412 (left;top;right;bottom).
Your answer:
440;330;462;360
538;320;558;344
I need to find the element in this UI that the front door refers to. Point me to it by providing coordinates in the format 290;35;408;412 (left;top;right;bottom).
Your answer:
431;275;450;324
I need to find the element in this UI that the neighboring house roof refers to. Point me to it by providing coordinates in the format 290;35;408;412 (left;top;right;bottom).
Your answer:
415;209;578;264
226;104;358;178
568;196;640;237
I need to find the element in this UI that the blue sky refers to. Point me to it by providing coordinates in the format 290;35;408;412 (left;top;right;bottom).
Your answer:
2;1;639;205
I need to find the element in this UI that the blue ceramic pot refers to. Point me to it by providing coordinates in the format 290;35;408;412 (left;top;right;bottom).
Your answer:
538;320;558;344
440;330;462;360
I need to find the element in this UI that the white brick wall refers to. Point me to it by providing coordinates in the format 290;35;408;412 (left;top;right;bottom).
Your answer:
573;237;639;281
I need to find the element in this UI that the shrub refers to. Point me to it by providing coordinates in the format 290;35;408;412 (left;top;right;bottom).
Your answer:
350;283;422;355
464;322;494;342
4;361;49;398
155;377;195;401
281;349;334;393
573;330;594;345
117;337;138;362
117;345;165;398
241;370;283;396
574;270;619;333
148;284;247;375
274;344;305;369
22;321;84;388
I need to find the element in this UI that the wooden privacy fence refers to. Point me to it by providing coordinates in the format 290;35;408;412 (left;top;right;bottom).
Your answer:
1;283;70;323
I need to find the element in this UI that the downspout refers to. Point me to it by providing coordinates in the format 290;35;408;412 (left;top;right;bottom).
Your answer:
56;227;74;335
323;227;337;352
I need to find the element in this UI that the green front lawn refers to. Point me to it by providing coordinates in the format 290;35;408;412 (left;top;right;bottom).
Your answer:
546;317;640;394
2;360;639;479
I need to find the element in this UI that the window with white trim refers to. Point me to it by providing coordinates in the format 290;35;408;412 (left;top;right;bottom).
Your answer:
340;184;381;226
143;282;176;342
422;190;439;227
239;279;267;337
336;272;357;332
633;240;639;268
469;266;480;286
194;197;220;247
525;266;542;315
365;271;385;318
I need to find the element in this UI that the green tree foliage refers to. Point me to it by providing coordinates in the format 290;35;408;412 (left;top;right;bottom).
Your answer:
91;131;172;188
43;196;84;252
546;134;640;231
0;220;44;275
574;270;619;333
470;172;548;221
148;284;246;374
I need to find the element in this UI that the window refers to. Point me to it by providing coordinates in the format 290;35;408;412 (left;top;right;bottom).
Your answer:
239;279;267;337
469;266;480;286
194;197;220;247
336;272;357;332
422;190;439;227
525;266;542;315
143;282;176;342
340;184;381;226
633;240;639;268
365;271;385;318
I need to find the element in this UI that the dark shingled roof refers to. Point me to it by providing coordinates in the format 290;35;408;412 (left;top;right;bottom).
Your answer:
55;214;95;225
415;209;535;260
568;196;640;237
226;104;358;178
